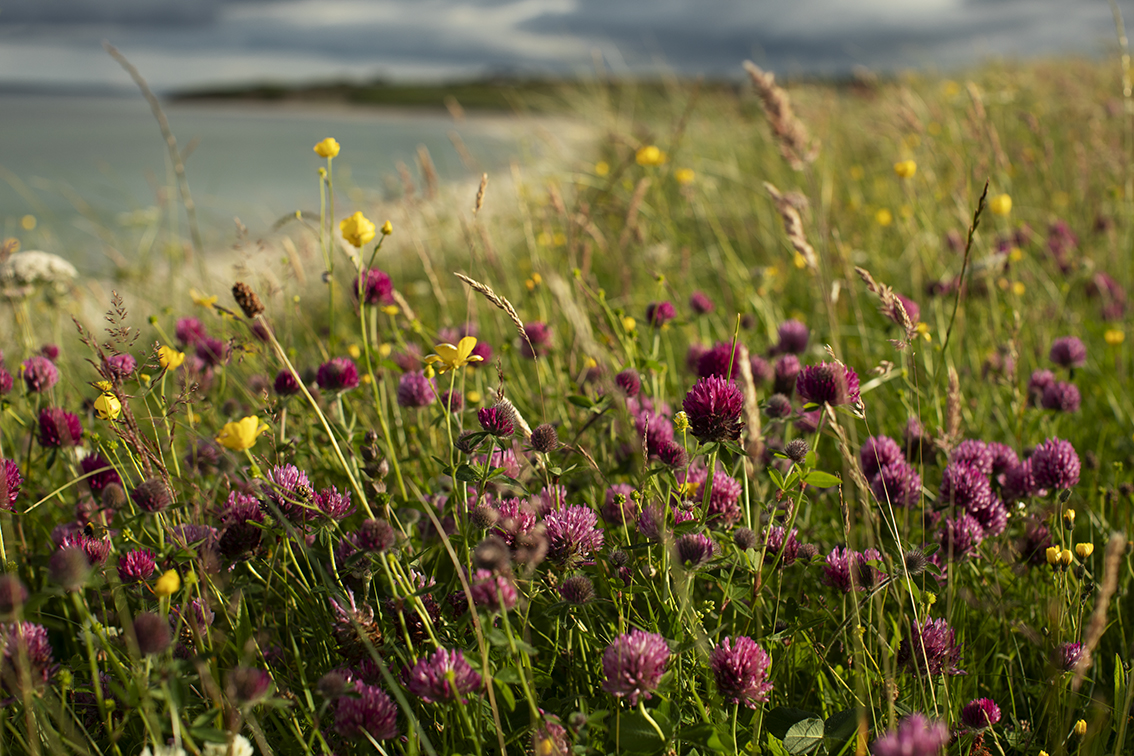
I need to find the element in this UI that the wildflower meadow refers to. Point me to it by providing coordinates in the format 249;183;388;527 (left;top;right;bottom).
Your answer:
2;53;1134;756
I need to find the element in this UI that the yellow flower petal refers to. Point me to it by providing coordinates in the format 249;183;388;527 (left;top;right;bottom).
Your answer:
215;416;268;451
340;211;376;248
158;345;186;370
94;393;122;421
314;137;340;158
154;569;180;597
189;288;217;308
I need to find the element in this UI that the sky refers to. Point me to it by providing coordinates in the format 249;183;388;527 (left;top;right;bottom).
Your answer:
0;0;1129;92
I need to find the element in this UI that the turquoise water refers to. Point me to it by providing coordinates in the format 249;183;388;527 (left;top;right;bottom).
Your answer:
0;94;538;272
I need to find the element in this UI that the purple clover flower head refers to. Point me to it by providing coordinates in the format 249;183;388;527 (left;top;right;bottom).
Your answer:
773;355;801;396
696;341;743;379
1057;641;1087;673
1;459;21;512
939;463;993;512
1088;272;1128;320
711;636;773;708
860;436;903;478
40;344;59;362
601;629;670;705
175;317;206;346
796;362;860;407
891;293;921;325
1027;369;1056;406
227;666;273;703
763;526;799;566
987;443;1019;477
559;575;595;604
131;479;171;513
404;647;483;703
196;337;229;369
38;408;82;448
521;321;551;358
334;682;399;740
689;291;714;315
393;345;423;373
117;548;157;584
871;461;922;508
354;268;394;305
356;519;396;552
104;354;136;378
79;454;119;495
1030;437;1080;490
602;484;639;526
316;358;360;392
1;622;55;693
749;355;772;386
1001;459;1038;502
134;611;171;655
658;440;688;468
1016;518;1053;567
273;369;302;396
221;491;265;527
440;389;463;413
961;698;1001;730
396;371;436;408
674;533;717;569
936;513;984;561
969;497;1008;537
263;464;316;522
686;343;709;373
315;486;354;520
0;575;29;615
469;569;519;612
21;356;58;393
822;547;885;593
532;713;571;756
0;368;12;394
951;440;993;476
897;617;964;676
764;393;792;419
775;319;810;355
545;505;604;570
682;375;744;444
1049;336;1087;368
636;409;675;457
615;369;641;397
646;301;676;327
1041;381;1081;413
60;533;111;565
469;340;492;365
478;406;514;437
870;714;950;756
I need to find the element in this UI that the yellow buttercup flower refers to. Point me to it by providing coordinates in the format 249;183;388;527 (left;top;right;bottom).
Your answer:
674;168;695;185
215;416;269;451
154;569;180;597
635;145;666;166
1105;329;1125;346
340;211;376;248
673;411;690;433
93;393;122;421
622;316;636;332
92;380;113;392
424;336;483;375
875;208;893;227
1073;719;1087;737
893;160;917;179
190;288;217;308
1075;543;1094;559
314;137;340;158
989;193;1012;216
466;390;482;404
595;161;610;177
381;220;393;235
158;345;186;370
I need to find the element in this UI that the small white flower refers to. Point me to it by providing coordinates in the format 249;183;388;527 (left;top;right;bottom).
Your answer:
140;746;188;756
201;735;254;756
0;250;78;299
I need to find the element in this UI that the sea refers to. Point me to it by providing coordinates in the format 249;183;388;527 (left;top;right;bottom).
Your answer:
0;93;576;274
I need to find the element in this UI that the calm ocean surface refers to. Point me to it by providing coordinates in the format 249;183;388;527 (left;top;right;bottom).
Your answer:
0;94;558;272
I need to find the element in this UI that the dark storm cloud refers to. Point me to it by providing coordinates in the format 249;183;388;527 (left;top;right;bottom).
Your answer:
0;0;1127;90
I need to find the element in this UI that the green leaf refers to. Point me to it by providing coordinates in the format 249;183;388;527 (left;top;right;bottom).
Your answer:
765;707;821;741
454;464;480;483
783;717;824;754
494;680;517;712
804;470;842;488
616;710;668;754
567;395;595;409
768;467;786;491
824;709;859;747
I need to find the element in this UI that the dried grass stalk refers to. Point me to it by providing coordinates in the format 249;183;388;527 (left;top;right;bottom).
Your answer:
454;272;533;357
940;367;962;453
736;344;764;461
824;403;870;496
474;173;488;216
743;61;819;170
619;178;651;249
1072;532;1126;690
390;290;416;323
856;266;916;341
765;182;819;272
